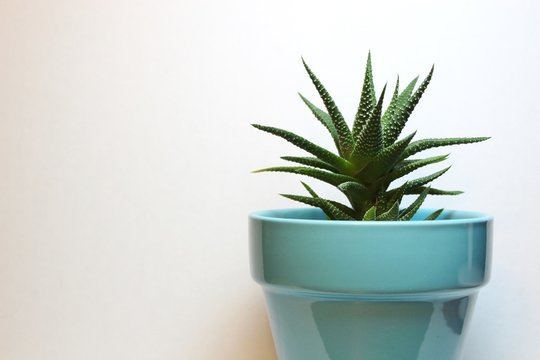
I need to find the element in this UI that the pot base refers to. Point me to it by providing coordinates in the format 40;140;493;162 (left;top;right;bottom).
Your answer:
265;288;477;360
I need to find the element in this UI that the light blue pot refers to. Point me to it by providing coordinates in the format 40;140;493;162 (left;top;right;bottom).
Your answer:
249;208;493;360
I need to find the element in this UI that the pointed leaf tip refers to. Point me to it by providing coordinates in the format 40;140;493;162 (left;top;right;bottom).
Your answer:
301;58;354;157
425;208;443;220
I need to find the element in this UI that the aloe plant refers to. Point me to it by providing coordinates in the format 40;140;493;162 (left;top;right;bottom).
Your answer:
253;53;488;220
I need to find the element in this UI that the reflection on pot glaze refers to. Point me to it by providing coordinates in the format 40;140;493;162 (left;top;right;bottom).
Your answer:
442;296;470;335
265;290;476;360
312;300;434;359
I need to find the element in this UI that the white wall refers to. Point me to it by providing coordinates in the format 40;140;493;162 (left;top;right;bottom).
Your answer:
0;0;538;359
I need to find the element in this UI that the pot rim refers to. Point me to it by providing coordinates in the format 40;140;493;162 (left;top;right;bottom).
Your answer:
250;207;493;226
250;207;493;294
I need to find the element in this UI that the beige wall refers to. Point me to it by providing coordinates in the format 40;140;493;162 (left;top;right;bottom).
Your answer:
0;0;538;359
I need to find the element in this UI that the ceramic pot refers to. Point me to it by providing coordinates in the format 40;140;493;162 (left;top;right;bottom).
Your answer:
249;208;492;360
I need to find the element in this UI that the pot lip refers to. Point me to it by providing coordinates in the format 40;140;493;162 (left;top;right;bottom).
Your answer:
250;207;493;226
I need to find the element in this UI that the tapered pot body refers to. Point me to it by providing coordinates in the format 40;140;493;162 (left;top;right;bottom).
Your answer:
249;208;492;360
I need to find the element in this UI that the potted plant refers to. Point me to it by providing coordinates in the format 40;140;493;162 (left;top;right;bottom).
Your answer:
249;53;492;360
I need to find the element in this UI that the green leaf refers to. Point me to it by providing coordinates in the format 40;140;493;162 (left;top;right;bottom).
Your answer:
401;137;490;160
384;66;433;146
298;93;341;153
359;132;416;181
302;58;354;156
400;76;420;99
352;52;376;139
252;124;353;172
328;200;361;219
253;166;357;186
300;181;319;197
377;201;400;221
363;206;377;220
380;76;400;129
382;76;419;146
352;84;387;160
281;156;338;172
337;181;369;212
337;181;368;194
406;167;451;189
281;194;355;220
378;181;409;212
395;158;421;167
379;154;448;184
399;186;430;220
253;57;489;222
405;186;463;196
425;208;444;220
300;182;361;218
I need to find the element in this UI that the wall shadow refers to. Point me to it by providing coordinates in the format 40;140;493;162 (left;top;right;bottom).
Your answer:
211;293;277;360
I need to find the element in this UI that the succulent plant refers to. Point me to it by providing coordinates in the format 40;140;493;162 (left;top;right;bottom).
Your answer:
252;53;488;221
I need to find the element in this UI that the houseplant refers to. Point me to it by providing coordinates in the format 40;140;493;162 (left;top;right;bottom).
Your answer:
249;53;492;360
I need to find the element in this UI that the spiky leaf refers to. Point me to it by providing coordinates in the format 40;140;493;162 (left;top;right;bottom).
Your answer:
351;84;387;160
399;186;430;220
300;181;319;197
379;154;448;184
401;137;490;160
300;182;361;219
378;181;409;213
281;193;355;220
380;76;400;128
281;156;338;172
253;54;489;221
337;181;368;193
377;201;400;221
359;132;416;181
252;124;352;172
405;186;463;196
298;93;341;152
337;181;370;212
384;66;433;146
425;208;444;220
363;206;377;220
406;167;451;189
352;52;376;138
253;166;357;186
302;59;354;156
382;76;419;146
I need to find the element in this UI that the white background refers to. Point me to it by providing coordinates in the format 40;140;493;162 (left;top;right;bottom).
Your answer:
0;0;539;359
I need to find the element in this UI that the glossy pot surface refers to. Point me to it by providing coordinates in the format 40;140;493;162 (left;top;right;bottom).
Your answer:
249;208;493;360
